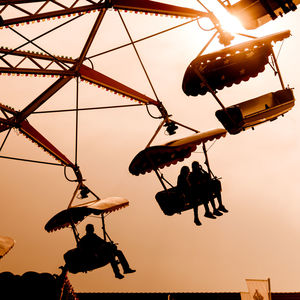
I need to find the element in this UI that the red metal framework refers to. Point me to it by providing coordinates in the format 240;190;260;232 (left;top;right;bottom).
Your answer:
0;1;212;188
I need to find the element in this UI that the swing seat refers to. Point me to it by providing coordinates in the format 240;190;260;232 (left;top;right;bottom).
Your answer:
215;88;295;134
155;179;222;216
64;246;111;274
155;187;203;216
182;30;290;97
224;0;299;30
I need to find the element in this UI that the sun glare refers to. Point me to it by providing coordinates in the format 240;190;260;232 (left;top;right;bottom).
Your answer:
218;12;245;34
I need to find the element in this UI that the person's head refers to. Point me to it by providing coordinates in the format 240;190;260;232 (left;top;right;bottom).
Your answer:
192;161;201;171
85;224;94;234
180;166;190;176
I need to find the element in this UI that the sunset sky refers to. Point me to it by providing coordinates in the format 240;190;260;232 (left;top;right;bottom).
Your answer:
0;0;300;294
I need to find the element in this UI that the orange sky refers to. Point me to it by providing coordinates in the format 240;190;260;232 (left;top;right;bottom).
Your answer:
0;0;300;293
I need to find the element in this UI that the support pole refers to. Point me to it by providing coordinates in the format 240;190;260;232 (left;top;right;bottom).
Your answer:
197;30;218;57
202;143;212;178
146;118;167;148
268;278;272;300
192;66;227;110
70;221;80;245
68;182;82;209
154;168;167;191
75;77;79;166
101;214;107;242
270;47;285;89
169;118;199;133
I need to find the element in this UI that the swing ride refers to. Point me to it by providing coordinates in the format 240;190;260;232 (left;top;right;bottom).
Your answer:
183;30;295;134
45;196;129;274
0;0;298;280
129;128;227;216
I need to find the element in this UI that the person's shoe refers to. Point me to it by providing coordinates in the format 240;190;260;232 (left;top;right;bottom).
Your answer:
115;273;124;279
204;211;216;219
218;205;228;213
124;268;136;274
289;2;297;11
213;209;223;216
194;219;202;226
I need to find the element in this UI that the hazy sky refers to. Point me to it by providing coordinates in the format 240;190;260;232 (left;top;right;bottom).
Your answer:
0;0;300;294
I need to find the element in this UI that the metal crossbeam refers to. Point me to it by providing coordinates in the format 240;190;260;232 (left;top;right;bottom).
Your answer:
0;48;76;75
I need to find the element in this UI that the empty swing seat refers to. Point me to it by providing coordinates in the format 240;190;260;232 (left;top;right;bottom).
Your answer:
215;88;295;134
225;0;300;30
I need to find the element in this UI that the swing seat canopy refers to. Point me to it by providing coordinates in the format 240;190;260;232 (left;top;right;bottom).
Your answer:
216;88;295;134
45;197;129;232
129;128;227;176
182;30;291;97
0;235;15;259
220;0;300;30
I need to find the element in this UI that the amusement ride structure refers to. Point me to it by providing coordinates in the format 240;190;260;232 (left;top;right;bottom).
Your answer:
0;0;298;286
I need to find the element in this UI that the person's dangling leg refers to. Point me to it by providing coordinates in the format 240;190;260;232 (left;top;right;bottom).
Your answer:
107;250;124;279
259;0;278;19
115;249;136;274
203;194;216;219
193;204;201;226
216;191;228;213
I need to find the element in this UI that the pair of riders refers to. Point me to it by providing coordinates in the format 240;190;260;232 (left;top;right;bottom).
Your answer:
177;161;228;226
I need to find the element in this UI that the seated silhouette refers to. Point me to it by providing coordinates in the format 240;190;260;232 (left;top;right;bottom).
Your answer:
155;162;228;223
189;161;228;217
177;165;202;226
64;224;135;279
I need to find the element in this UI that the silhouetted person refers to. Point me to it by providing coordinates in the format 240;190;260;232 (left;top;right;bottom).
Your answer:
79;224;135;279
177;166;201;226
189;161;222;219
209;176;228;213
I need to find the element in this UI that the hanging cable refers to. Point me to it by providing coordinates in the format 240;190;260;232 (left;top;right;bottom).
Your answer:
86;57;94;70
75;77;79;167
195;0;216;31
197;18;215;31
64;166;78;182
145;104;161;119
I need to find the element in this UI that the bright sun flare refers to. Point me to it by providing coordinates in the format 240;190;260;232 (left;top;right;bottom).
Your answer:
217;12;245;34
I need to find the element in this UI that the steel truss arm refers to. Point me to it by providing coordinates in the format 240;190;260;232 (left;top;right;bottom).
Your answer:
0;0;209;27
17;76;73;122
0;47;160;106
79;65;159;106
